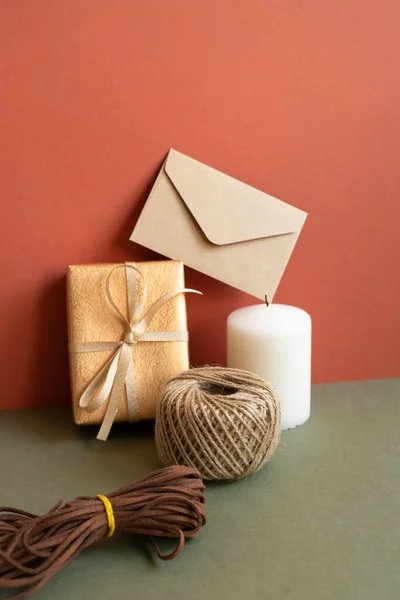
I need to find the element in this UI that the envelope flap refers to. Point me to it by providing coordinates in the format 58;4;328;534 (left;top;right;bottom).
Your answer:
164;149;307;245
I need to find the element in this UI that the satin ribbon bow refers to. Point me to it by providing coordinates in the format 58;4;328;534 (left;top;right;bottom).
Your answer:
69;263;201;441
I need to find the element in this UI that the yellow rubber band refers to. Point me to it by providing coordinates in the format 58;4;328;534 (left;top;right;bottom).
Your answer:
96;494;115;538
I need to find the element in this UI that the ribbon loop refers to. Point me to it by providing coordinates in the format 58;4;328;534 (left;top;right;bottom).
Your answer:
69;263;202;441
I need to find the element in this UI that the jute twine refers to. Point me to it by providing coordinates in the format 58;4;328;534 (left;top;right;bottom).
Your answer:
155;367;281;480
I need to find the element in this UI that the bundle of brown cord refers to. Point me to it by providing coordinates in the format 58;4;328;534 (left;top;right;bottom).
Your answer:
0;466;206;599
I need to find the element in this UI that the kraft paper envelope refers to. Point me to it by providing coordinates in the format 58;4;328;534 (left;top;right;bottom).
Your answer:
130;149;307;300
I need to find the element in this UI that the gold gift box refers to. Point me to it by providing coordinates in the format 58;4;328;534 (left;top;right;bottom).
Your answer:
67;260;190;430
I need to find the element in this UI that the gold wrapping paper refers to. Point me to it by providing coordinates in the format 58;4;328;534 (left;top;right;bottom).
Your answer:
67;261;190;426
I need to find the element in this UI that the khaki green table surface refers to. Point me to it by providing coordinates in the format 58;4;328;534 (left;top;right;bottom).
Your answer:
0;380;399;600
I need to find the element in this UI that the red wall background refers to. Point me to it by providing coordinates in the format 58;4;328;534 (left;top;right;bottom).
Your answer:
0;1;399;410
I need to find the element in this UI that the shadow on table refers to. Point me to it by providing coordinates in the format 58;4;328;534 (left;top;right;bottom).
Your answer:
1;405;156;443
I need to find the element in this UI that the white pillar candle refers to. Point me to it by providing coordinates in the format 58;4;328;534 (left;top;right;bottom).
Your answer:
227;304;311;430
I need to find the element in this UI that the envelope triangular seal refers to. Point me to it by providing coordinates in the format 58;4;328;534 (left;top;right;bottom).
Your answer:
164;149;307;246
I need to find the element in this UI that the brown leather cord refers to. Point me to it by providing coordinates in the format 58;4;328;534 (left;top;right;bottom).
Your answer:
0;466;206;599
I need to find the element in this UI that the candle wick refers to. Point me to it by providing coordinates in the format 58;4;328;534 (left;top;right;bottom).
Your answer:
264;295;269;307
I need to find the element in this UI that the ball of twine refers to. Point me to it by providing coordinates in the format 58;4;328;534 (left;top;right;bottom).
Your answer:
155;367;281;480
